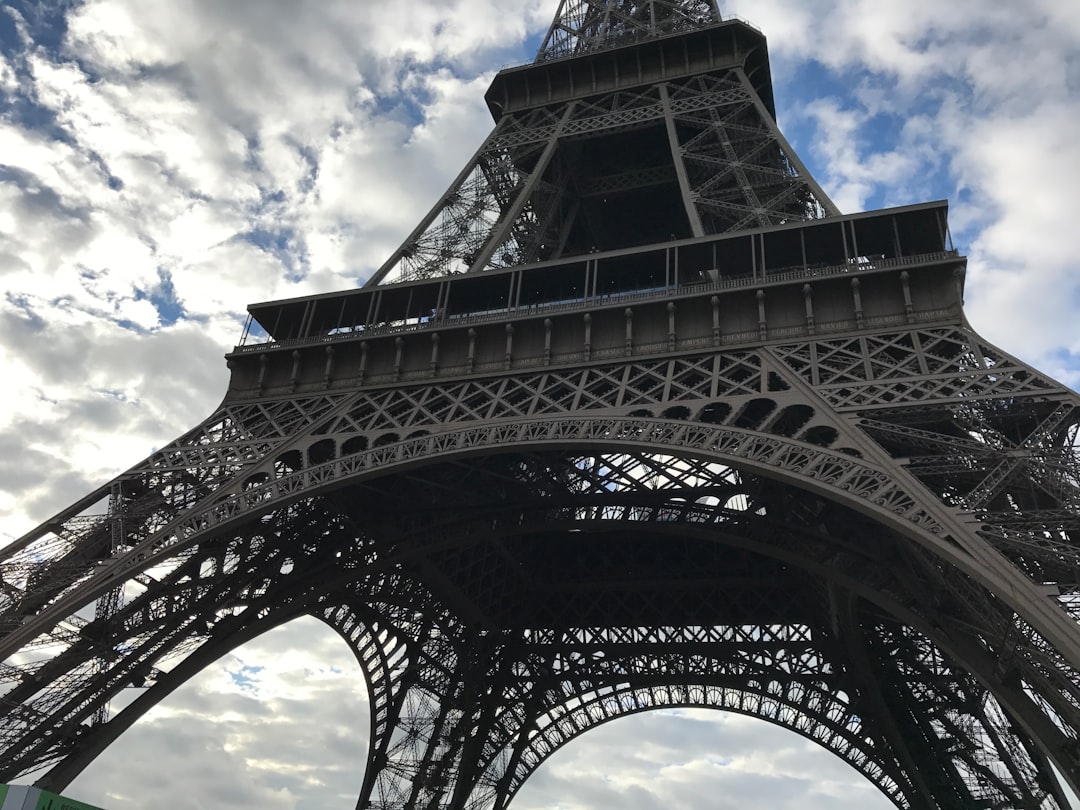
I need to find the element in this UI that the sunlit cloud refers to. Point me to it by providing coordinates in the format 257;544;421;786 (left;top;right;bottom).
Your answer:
3;0;1078;807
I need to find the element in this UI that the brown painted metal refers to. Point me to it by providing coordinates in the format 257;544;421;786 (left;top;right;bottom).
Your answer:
2;3;1079;809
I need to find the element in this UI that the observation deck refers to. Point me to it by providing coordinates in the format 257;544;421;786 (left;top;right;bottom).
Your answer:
229;202;962;398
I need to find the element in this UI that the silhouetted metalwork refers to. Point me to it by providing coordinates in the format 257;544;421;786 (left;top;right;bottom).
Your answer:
3;2;1079;808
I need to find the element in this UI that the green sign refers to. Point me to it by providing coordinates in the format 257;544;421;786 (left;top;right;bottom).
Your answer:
0;786;104;810
33;789;105;810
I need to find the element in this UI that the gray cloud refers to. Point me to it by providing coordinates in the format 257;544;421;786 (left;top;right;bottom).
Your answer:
2;0;1078;808
67;618;369;809
514;711;890;810
727;0;1080;386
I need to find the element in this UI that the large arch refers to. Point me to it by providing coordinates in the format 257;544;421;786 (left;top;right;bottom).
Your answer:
510;708;895;810
3;422;1078;807
8;415;1071;661
61;615;368;808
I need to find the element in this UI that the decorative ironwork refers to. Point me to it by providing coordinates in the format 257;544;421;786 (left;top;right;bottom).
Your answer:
537;0;723;60
2;3;1079;809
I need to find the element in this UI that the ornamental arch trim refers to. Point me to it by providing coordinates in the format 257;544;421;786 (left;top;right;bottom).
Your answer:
484;687;908;810
16;414;1052;656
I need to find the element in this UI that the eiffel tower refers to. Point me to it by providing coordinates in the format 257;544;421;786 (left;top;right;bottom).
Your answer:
3;1;1080;807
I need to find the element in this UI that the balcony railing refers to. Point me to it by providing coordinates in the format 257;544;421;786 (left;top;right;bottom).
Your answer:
233;250;960;355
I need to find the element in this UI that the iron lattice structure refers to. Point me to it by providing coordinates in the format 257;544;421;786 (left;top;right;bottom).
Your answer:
3;2;1080;808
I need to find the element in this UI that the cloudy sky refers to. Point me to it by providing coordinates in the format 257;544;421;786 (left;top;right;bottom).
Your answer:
1;0;1079;807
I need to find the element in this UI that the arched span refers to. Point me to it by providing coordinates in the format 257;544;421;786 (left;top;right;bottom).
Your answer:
377;474;1077;798
33;596;313;791
489;687;907;810
19;469;1072;809
510;708;894;809
37;597;426;800
30;546;438;796
509;708;898;807
14;413;1068;671
6;421;1078;806
427;513;1062;809
52;614;368;806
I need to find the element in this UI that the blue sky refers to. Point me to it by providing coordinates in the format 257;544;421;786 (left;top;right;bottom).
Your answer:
1;0;1079;808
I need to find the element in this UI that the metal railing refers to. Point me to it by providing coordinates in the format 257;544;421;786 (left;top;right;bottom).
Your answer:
326;307;959;391
534;15;762;64
233;250;960;355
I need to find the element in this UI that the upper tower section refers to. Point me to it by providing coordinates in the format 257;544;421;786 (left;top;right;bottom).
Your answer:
536;0;722;61
485;16;779;124
359;0;837;286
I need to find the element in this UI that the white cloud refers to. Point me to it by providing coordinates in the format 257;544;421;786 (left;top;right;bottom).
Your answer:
514;710;891;810
67;618;369;809
2;0;1079;807
729;0;1080;384
0;0;553;540
0;53;17;93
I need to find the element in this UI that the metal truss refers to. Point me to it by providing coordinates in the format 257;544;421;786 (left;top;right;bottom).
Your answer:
4;4;1080;808
2;314;1080;808
537;0;722;61
366;68;836;284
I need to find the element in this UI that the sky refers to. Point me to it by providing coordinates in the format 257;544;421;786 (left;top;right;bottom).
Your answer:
1;0;1079;807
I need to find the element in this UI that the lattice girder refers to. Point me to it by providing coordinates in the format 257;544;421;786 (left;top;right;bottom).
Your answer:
5;310;1080;802
6;1;1080;801
3;414;1079;807
537;0;722;61
668;73;832;230
321;603;416;803
477;620;1061;810
6;492;1045;807
368;21;836;285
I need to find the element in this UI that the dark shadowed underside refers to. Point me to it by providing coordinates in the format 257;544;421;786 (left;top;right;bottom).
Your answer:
2;2;1080;809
